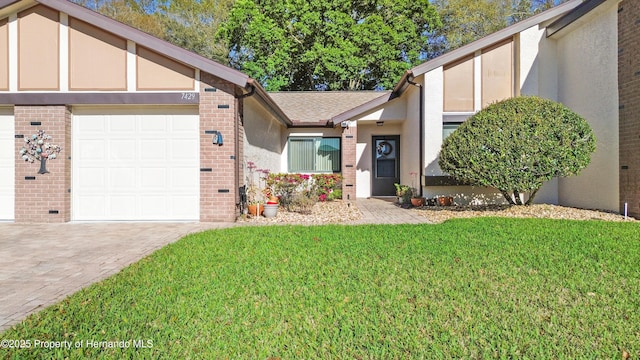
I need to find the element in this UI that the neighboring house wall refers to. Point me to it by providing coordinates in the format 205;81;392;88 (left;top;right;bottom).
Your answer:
555;0;620;212
618;0;640;217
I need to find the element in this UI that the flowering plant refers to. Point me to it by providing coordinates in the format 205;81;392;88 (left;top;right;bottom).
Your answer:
19;130;62;174
245;161;271;205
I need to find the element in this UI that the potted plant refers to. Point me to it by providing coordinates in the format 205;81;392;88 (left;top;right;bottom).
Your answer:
437;196;454;206
394;183;411;204
410;188;426;207
408;172;425;207
263;186;279;218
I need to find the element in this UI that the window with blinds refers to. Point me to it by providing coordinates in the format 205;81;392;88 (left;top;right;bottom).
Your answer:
288;137;341;173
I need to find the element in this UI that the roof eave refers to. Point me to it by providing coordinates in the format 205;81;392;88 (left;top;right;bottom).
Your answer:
247;79;293;127
331;92;395;126
546;0;609;37
407;0;583;80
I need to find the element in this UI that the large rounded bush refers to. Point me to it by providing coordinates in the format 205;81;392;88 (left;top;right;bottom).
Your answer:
438;96;596;205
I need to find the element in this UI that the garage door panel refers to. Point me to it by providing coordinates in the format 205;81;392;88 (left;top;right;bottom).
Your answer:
140;196;167;218
141;140;166;160
77;167;105;188
76;195;107;218
172;117;198;132
77;139;105;161
172;168;198;189
109;116;134;132
172;196;199;217
73;108;199;221
110;140;136;160
172;139;198;160
110;196;136;218
140;168;166;188
110;168;135;188
140;116;167;132
78;116;106;132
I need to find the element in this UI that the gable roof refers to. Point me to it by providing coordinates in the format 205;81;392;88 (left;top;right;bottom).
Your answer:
269;91;390;127
0;0;293;126
329;0;589;125
393;0;583;95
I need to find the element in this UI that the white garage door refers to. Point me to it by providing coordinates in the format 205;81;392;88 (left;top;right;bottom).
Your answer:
73;107;199;221
0;109;14;221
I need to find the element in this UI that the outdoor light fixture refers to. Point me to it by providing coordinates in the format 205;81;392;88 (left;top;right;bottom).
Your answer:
212;131;223;145
206;130;223;145
376;121;384;126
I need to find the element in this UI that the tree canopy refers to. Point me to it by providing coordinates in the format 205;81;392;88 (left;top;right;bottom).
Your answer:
217;0;441;91
438;97;596;205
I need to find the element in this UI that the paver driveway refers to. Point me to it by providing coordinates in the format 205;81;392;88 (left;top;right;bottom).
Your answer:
0;222;228;332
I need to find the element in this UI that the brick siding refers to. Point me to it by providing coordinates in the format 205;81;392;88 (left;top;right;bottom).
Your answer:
341;122;357;202
618;0;640;217
199;73;240;222
14;106;71;223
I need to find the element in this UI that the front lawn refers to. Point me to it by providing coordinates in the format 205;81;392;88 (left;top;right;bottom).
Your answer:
1;218;639;359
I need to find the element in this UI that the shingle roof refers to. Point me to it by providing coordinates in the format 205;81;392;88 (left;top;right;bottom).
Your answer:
268;91;391;126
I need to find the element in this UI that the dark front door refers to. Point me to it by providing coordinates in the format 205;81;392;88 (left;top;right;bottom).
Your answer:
372;135;400;196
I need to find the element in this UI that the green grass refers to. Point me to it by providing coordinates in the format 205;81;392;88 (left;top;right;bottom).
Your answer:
2;218;639;359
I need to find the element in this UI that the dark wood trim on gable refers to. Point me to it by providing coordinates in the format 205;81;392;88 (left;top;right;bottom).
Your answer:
0;92;199;105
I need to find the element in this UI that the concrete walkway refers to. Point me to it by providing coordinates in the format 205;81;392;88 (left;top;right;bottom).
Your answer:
354;197;431;224
0;198;429;332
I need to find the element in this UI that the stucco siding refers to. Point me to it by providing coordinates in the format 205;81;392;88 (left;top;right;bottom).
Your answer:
355;122;403;198
243;97;285;178
555;1;619;212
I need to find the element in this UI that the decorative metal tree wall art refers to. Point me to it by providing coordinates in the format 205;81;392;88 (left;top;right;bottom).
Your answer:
19;130;62;174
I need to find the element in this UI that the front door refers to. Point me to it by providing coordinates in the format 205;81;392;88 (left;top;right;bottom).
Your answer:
372;135;400;196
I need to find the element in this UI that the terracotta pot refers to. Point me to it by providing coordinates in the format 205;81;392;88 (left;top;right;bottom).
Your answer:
411;197;425;207
248;204;264;216
437;196;453;206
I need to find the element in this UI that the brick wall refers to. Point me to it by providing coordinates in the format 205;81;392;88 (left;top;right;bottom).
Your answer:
618;0;640;217
199;73;239;222
14;106;70;223
341;122;357;202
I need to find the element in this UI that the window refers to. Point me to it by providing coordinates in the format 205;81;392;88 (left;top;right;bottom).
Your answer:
288;137;341;173
443;123;461;139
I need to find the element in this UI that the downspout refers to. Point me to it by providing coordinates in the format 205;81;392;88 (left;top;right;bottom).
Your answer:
235;84;256;213
406;76;424;197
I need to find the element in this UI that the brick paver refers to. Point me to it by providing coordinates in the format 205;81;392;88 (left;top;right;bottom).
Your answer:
0;198;428;332
0;222;229;332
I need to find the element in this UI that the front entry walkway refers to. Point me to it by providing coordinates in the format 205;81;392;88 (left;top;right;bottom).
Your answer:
354;197;431;224
0;199;430;332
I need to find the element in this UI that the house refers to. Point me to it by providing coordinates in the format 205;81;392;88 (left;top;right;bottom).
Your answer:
0;0;635;223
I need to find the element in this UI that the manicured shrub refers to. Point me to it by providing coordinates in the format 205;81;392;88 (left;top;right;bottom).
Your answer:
439;96;596;205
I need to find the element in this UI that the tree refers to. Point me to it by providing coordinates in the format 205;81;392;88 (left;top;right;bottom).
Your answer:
438;96;596;205
161;0;235;64
217;0;441;91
